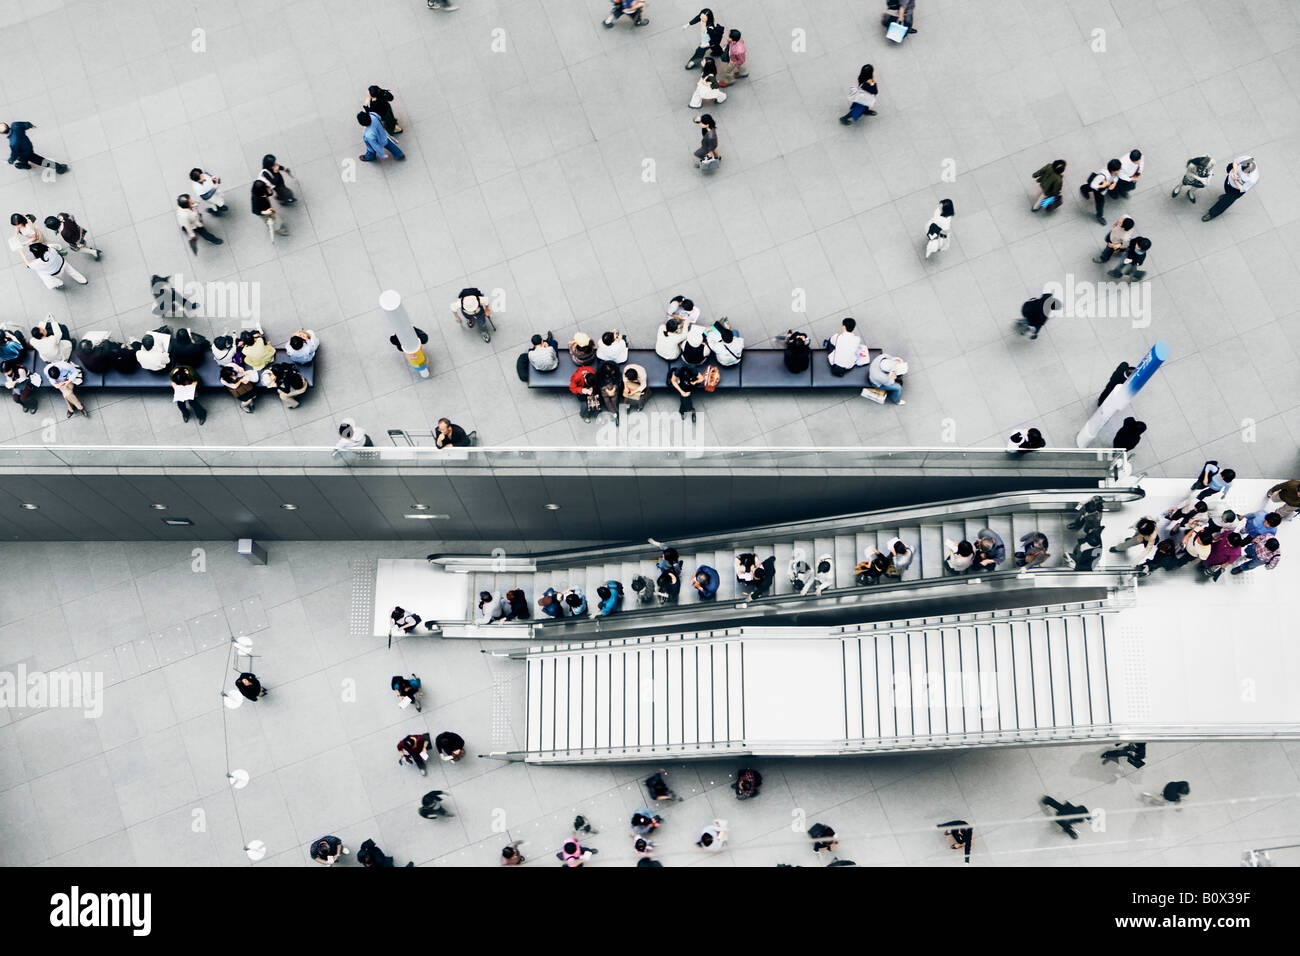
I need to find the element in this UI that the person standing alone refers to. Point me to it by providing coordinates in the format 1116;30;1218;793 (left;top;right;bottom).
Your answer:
1202;156;1258;221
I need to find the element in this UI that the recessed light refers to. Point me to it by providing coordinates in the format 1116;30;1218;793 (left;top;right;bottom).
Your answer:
163;518;194;527
279;504;298;511
411;504;430;511
19;503;38;510
544;503;561;511
150;503;168;510
404;514;450;520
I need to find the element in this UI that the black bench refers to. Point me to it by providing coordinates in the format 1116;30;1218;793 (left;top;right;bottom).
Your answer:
526;347;881;390
24;349;315;390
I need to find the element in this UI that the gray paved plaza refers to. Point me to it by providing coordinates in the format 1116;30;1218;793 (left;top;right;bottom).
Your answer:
2;0;1300;869
0;0;1297;475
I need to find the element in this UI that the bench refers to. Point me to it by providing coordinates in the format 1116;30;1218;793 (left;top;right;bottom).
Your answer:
526;347;881;390
24;349;315;390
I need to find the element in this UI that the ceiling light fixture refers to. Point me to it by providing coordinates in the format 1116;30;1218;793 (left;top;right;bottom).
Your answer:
19;503;38;510
544;503;561;511
404;514;450;520
279;504;298;511
163;518;194;527
150;503;168;511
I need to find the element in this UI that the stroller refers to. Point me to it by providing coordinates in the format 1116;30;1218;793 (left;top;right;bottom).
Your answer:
1171;156;1214;203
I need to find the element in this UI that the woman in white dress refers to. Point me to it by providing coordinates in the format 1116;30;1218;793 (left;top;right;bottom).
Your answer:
925;199;954;258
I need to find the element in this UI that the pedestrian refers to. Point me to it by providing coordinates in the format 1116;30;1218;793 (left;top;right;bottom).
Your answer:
1017;293;1059;339
1100;742;1146;769
938;820;973;863
1107;236;1151;280
808;823;838;854
1006;428;1046;454
1200;531;1245;581
310;835;348;865
696;820;727;851
500;842;525;865
427;0;459;10
1115;148;1144;198
1110;516;1159;556
973;528;1006;570
169;366;207;424
391;674;422;711
881;0;917;34
188;168;228;215
1030;159;1068;212
668;365;700;423
1142;781;1190;806
435;730;466;762
398;732;432;775
1202;156;1258;221
630;809;663;837
2;121;67;173
689;57;727;109
594;582;622;616
644;771;679;802
1041;796;1089;839
434;417;474;448
1015;530;1050;569
1190;460;1234;501
390;606;422;633
682;8;724;70
23;242;87;289
718;29;748;86
1064;526;1105;570
357;838;396;868
1093;216;1135;265
357;110;405;163
1176;527;1214;567
1081;159;1123;225
1243;508;1283;539
1265;479;1300;520
1112;413;1148;451
1231;535;1280;575
692;113;720;169
602;0;648;28
419;790;453;819
1171;155;1214;203
1097;362;1134;406
557;836;598;867
44;361;88;418
924;199;953;258
251;180;289;241
1066;496;1105;534
334;419;372;451
259;155;297;204
235;672;268;701
503;588;531;621
43;213;100;259
176;195;224;254
364;86;403;135
840;65;878;125
11;212;62;255
732;767;762;799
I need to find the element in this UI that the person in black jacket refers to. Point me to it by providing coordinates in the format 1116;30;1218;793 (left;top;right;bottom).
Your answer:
357;838;395;867
745;556;777;599
259;154;296;204
170;328;209;368
435;417;473;448
235;672;268;701
365;86;402;135
1017;293;1060;339
683;8;725;69
435;730;466;762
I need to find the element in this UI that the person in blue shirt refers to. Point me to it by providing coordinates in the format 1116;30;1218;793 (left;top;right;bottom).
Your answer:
561;587;588;617
1190;461;1234;501
2;121;67;173
538;587;562;618
692;565;720;600
1243;509;1282;539
595;581;623;616
356;110;405;163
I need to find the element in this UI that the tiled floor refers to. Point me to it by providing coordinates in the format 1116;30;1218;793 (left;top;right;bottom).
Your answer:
2;531;1298;868
0;0;1296;479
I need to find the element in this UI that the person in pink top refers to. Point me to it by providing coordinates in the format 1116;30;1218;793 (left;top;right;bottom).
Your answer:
719;29;748;86
1200;532;1245;582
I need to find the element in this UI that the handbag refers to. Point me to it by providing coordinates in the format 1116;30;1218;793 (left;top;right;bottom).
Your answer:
861;387;887;404
886;21;908;42
702;365;721;392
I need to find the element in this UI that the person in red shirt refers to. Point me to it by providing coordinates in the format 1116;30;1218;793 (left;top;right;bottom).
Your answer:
718;30;747;86
569;365;598;422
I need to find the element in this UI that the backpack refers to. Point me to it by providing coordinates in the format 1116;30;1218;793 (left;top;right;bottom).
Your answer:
784;331;811;373
516;352;531;382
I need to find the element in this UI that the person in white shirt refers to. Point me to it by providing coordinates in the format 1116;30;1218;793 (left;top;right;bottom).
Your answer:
655;318;689;360
334;418;372;451
134;331;171;372
696;820;727;852
10;213;63;255
286;329;319;364
1114;149;1144;198
1202;155;1258;221
666;295;700;327
924;199;953;258
528;332;559;371
29;318;72;363
704;320;743;366
866;353;906;404
884;538;913;576
826;317;862;376
945;539;975;574
176;195;223;254
596;330;629;364
44;360;87;418
188;167;228;215
23;243;86;289
475;591;504;625
1093;217;1135;265
1080;159;1122;225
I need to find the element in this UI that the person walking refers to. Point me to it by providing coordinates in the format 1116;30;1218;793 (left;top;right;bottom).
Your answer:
23;242;87;289
692;114;720;168
1041;796;1090;839
358;110;405;163
696;820;728;851
310;835;348;865
364;86;403;135
251;180;289;241
357;838;397;868
2;121;67;173
335;419;372;450
682;8;724;70
1264;479;1300;521
1101;742;1146;769
1202;156;1258;221
1112;416;1146;452
188;168;228;215
435;730;466;762
1007;428;1046;455
938;820;973;863
557;836;598;867
500;842;525;865
43;213;100;259
419;790;453;819
391;674;422;711
169;366;207;424
718;29;748;86
259;155;297;204
840;65;878;125
1141;781;1190;806
1107;236;1151;280
1097;361;1134;405
881;0;917;34
1030;159;1067;212
1171;155;1214;203
1110;516;1158;556
602;0;647;28
1081;159;1123;225
11;212;62;255
689;58;727;109
1017;292;1059;339
1230;534;1280;575
235;672;268;701
1115;148;1144;198
176;195;224;254
398;732;432;776
924;199;953;258
1190;460;1235;501
1093;216;1135;265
